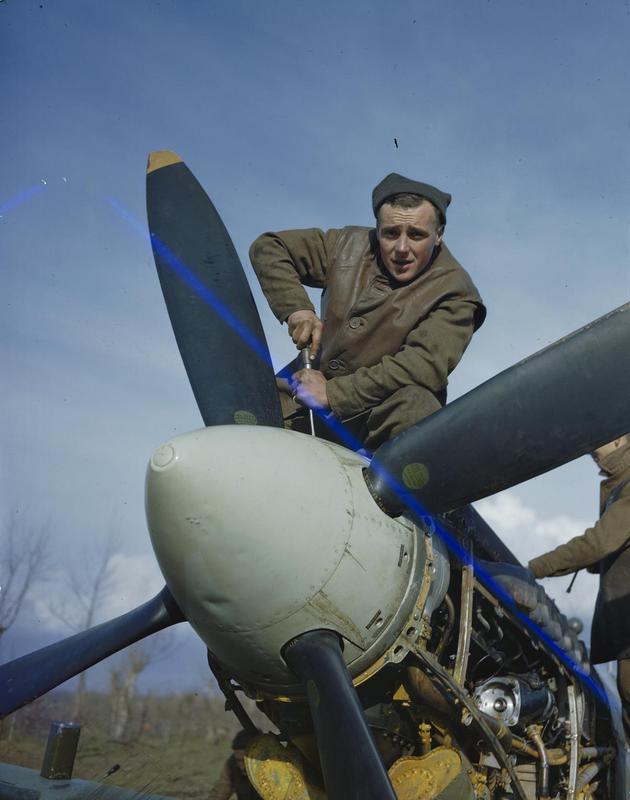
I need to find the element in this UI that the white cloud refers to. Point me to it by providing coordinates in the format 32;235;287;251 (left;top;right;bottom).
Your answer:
476;492;538;534
476;491;589;559
102;552;166;619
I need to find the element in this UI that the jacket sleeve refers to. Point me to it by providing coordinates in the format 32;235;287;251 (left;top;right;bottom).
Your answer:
325;297;478;418
207;759;235;800
528;493;630;578
249;228;339;323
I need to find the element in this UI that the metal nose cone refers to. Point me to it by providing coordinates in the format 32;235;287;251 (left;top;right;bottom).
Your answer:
145;425;425;694
145;426;361;682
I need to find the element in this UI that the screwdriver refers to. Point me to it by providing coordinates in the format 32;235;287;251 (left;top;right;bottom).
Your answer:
299;347;316;436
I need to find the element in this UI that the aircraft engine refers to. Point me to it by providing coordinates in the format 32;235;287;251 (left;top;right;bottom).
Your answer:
145;424;450;695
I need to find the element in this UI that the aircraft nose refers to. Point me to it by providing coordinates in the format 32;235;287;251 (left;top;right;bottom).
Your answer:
146;425;353;626
145;425;424;693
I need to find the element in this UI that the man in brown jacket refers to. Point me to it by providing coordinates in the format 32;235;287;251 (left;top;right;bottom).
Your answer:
529;435;630;738
249;173;486;451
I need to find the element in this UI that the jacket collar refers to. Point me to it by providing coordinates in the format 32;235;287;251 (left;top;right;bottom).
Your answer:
599;440;630;505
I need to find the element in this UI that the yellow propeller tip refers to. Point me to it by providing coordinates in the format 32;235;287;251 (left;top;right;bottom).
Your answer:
147;151;182;173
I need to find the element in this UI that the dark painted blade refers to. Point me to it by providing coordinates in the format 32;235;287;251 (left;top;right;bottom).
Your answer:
0;587;184;718
284;631;396;800
146;151;283;428
367;303;630;516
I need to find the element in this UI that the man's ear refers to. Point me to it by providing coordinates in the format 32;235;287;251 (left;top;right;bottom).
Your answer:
436;225;445;245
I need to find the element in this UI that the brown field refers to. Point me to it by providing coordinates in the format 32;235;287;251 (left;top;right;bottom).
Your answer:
0;689;267;799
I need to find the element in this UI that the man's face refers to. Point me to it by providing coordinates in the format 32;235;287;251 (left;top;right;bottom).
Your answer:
376;201;443;283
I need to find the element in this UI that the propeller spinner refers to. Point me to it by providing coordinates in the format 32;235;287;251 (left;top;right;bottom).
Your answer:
144;425;445;694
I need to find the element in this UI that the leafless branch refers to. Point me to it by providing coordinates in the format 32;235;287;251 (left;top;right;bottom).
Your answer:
0;509;50;641
47;529;118;633
45;524;120;719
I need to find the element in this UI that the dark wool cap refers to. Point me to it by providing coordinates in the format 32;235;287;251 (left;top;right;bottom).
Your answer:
372;173;451;223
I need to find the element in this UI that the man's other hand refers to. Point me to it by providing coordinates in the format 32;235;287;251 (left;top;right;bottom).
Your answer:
291;369;329;410
286;310;323;358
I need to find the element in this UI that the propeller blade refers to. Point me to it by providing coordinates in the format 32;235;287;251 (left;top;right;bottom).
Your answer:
146;151;283;427
0;586;184;718
366;303;630;516
284;630;396;800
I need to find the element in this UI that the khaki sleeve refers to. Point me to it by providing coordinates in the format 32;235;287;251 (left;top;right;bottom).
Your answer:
528;494;630;578
249;228;339;323
326;297;478;419
208;760;235;800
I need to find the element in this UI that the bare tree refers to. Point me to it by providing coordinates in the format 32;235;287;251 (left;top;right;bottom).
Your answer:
109;634;174;742
47;531;118;718
0;508;49;645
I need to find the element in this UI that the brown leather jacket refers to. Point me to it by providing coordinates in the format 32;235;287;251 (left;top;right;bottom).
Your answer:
529;441;630;662
529;444;630;578
250;227;485;418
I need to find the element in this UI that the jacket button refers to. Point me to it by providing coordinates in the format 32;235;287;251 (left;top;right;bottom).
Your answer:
349;317;362;329
329;359;340;370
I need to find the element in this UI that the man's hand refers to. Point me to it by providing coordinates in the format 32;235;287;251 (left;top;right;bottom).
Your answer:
286;310;323;359
291;369;329;410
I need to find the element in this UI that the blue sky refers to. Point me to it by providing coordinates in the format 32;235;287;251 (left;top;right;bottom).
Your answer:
2;0;629;699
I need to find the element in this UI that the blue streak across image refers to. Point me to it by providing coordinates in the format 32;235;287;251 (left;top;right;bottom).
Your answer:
0;183;47;217
107;196;273;368
150;232;272;365
108;192;609;710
